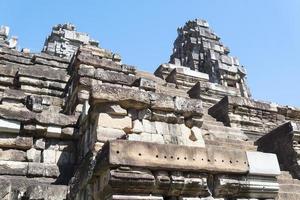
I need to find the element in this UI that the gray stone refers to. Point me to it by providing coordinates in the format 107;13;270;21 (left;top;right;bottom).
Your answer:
0;149;26;161
27;148;41;162
26;184;68;200
43;149;56;164
0;118;20;133
0;161;28;175
97;126;126;142
246;151;281;176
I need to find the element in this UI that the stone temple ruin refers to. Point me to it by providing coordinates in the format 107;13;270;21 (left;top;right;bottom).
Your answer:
0;19;299;200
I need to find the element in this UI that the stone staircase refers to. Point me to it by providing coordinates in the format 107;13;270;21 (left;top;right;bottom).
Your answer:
201;103;257;151
276;171;300;200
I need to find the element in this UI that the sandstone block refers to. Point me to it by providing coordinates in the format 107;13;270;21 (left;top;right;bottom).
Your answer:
174;96;203;117
0;149;26;161
44;164;60;177
93;103;127;116
155;121;170;135
46;126;62;138
0;119;20;133
97;113;132;131
246;151;280;176
149;93;175;111
0;135;33;150
168;124;182;136
138;109;152;120
43;149;56;164
27;148;41;162
127;133;141;141
0;161;28;175
25;184;68;200
142;119;156;134
151;134;165;144
62;127;76;137
188;127;205;147
132;120;143;133
91;84;150;109
97;126;126;142
28;162;44;176
140;132;152;142
133;78;156;91
0;178;10;199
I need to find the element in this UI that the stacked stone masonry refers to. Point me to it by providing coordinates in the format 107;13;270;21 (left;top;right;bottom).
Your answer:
0;19;299;200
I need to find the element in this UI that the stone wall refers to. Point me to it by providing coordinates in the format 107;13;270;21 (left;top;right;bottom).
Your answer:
0;19;298;200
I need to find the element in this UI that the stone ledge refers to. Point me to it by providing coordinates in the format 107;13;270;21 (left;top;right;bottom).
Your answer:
95;140;249;174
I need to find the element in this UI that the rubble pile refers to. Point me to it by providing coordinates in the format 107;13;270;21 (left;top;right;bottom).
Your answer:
0;19;299;200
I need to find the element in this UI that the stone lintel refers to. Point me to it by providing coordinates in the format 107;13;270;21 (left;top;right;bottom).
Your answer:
95;140;249;174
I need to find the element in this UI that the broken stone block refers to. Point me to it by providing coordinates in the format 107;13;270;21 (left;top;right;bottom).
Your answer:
183;127;205;147
0;119;20;133
133;78;156;91
131;120;143;133
138;109;152;120
149;93;175;112
174;96;203;117
27;148;41;162
96;126;126;142
92;103;127;116
97;113;132;131
91;84;150;109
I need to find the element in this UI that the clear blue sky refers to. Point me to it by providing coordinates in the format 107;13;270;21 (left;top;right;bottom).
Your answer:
1;0;299;107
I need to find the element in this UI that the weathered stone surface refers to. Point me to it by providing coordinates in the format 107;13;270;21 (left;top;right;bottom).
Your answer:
96;140;249;174
0;20;296;200
92;103;127;116
97;113;132;131
96;126;126;142
34;138;46;150
0;135;33;150
133;78;156;91
26;184;68;200
91;84;150;108
174;96;203;117
0;149;26;161
214;175;279;199
27;148;41;162
0;161;28;175
43;149;56;164
0;178;10;200
149;93;175;111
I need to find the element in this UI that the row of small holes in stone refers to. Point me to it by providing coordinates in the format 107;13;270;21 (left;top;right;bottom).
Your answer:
115;151;247;165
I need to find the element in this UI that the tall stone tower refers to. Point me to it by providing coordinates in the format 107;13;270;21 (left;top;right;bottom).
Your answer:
161;19;251;98
42;23;99;59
